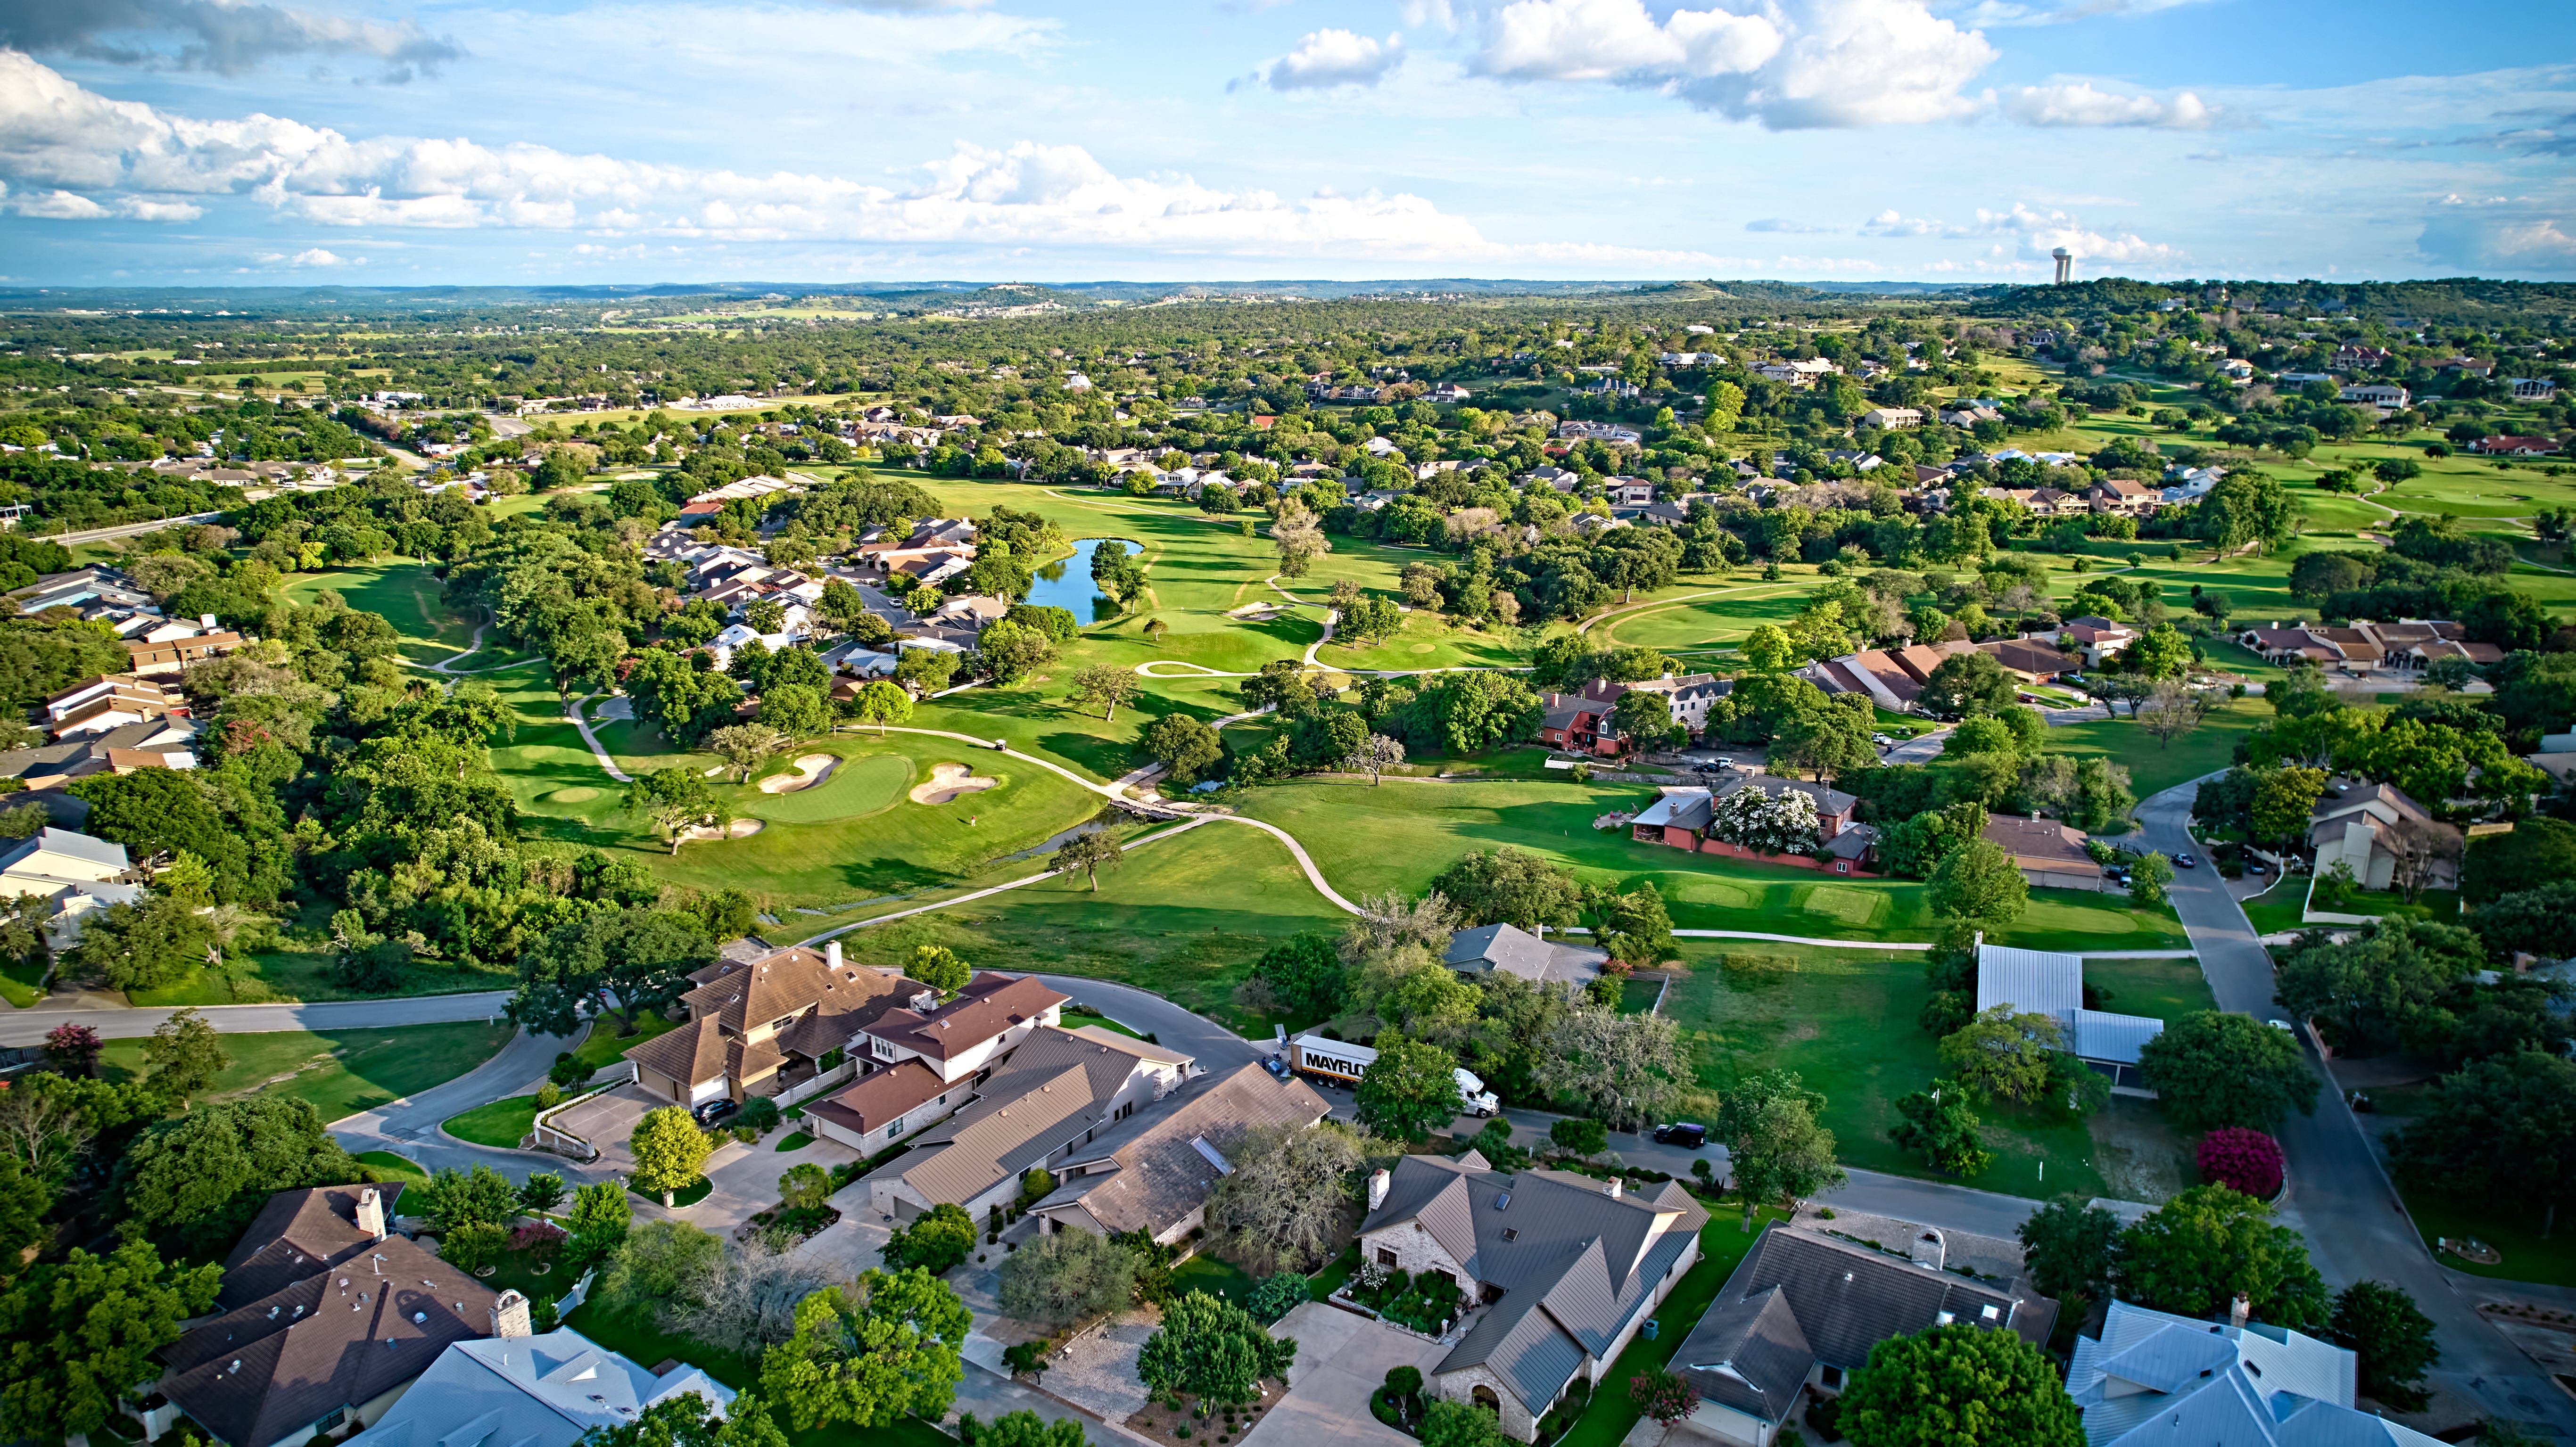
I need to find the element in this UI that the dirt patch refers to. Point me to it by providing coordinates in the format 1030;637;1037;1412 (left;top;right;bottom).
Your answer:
680;818;766;842
760;753;840;794
910;762;997;805
2089;1096;2192;1205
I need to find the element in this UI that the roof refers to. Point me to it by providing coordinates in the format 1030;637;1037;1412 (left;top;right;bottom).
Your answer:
348;1329;732;1447
163;1236;495;1447
1361;1157;1707;1414
1982;813;2096;870
1673;1223;2055;1427
2072;1010;2165;1067
866;971;1070;1061
628;946;929;1089
1445;923;1556;981
0;826;129;875
878;1023;1186;1207
2068;1299;2440;1447
218;1184;404;1310
1979;638;2079;677
1716;772;1858;818
1032;1062;1331;1237
803;1060;953;1139
1976;945;2083;1018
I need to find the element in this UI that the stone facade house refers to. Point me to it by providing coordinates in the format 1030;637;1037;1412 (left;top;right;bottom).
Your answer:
626;942;933;1107
1027;1061;1331;1245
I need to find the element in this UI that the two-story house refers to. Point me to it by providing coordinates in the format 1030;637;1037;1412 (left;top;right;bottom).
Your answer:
625;943;935;1108
861;970;1070;1084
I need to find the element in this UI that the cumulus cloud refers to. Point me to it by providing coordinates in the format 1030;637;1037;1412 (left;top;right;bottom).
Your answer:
819;0;992;9
1467;0;1994;128
0;0;458;77
1858;208;1967;237
0;49;1729;268
2419;195;2576;274
1846;199;2175;262
1265;28;1404;90
291;247;354;265
2001;81;2213;127
1952;0;2216;26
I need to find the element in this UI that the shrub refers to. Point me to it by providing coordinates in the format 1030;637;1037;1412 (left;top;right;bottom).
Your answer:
740;1097;782;1134
1722;952;1797;978
535;1081;561;1110
2197;1127;2284;1199
440;1220;509;1274
548;1055;587;1089
883;1202;979;1273
1245;1273;1309;1325
509;1221;567;1254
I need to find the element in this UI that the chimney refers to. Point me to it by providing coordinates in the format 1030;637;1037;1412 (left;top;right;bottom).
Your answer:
199;613;217;630
1910;1228;1946;1273
1368;1169;1391;1212
1602;1177;1623;1200
2229;1294;2251;1329
355;1187;386;1242
491;1289;533;1339
826;940;842;971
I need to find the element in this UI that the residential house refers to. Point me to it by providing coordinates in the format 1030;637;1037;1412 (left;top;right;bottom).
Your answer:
2509;378;2559;402
0;826;141;948
12;566;157;618
2050;616;2137;668
860;1022;1197;1222
1976;637;2079;684
1429;383;1474;403
863;970;1072;1085
1858;407;1923;429
1444;922;1603;987
1356;1156;1708;1443
2083;479;2164;517
2331;343;2393;371
344;1327;733;1447
215;1184;403;1311
2470;435;2560;456
2338;383;2411;409
1982;814;2107;890
127;627;245;677
48;675;177;738
2309;783;2461;894
1976;944;2165;1086
1800;649;1933;713
1937;405;2003;427
626;942;934;1108
2067;1299;2444;1447
1668;1221;2056;1447
159;1195;498;1447
1027;1061;1332;1245
1629;773;1865;868
1755;359;1840;388
1537;691;1619;757
1557;421;1644;446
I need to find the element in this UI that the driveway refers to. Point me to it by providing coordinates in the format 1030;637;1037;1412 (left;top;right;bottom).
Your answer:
332;1024;622;1186
638;1129;860;1236
546;1081;663;1177
1242;1302;1444;1447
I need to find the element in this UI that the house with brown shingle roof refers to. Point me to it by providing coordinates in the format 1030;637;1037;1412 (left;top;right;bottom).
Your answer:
1982;813;2106;891
216;1184;401;1311
861;970;1071;1085
861;1023;1197;1222
161;1228;499;1447
1027;1062;1332;1246
626;941;932;1107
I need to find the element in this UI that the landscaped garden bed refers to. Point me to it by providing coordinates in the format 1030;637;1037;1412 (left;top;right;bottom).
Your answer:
1336;1262;1468;1337
1124;1380;1283;1445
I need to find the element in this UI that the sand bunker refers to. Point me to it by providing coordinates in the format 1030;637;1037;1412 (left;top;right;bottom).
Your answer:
1227;602;1285;622
910;762;997;805
680;818;765;842
760;754;840;794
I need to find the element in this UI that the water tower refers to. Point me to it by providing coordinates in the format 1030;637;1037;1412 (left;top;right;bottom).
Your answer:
2052;248;2074;285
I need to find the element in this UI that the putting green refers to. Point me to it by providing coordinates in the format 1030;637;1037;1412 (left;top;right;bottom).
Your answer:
1796;884;1888;926
550;787;600;804
745;751;913;824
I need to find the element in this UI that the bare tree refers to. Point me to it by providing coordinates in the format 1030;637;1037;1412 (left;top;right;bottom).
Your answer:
2135;679;2211;747
1271;499;1331;578
1339;889;1455;965
669;1242;844;1355
1342;733;1406;786
2384;816;2462;904
1205;1120;1372;1273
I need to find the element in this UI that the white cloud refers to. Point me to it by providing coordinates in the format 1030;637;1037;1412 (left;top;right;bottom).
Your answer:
818;0;992;9
2419;195;2576;274
1949;0;2216;27
1858;208;1966;236
291;247;354;266
1468;0;1994;128
1972;201;2178;262
1266;28;1404;90
2002;81;2213;127
0;0;459;77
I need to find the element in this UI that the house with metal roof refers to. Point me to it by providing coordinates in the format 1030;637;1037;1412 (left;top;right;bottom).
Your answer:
1668;1221;2056;1447
1356;1155;1708;1442
1445;922;1604;987
2067;1299;2443;1446
345;1326;731;1447
1975;945;2166;1087
1027;1061;1331;1246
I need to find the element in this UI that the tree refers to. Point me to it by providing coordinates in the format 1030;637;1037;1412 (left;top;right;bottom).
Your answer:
1925;839;2027;926
519;1171;567;1215
909;945;972;997
1628;1367;1697;1427
1419;1400;1509;1447
1550;1115;1610;1158
2126;624;2193;681
1066;665;1140;721
1590;880;1677;970
575;1389;789;1447
630;1106;714;1205
1887;1081;1991;1176
2463;816;2576;905
1271;499;1331;577
140;1007;228;1104
1836;1322;2083;1447
760;1267;971;1431
896;646;958;693
1205;1119;1365;1272
2473;882;2576;967
1739;624;1798;672
2273;918;2484;1058
1140;713;1223;785
1355;1033;1464;1142
1534;1004;1690;1131
2116;1185;2329;1332
2134;679;2207;751
66;896;218;993
996;1224;1137;1329
2248;766;2329;850
627;767;722;852
116;1097;362;1253
42;1022;101;1077
882;1202;978;1273
2016;1200;2122;1306
2136;1011;2318;1132
1937;1007;2064;1105
2126;850;2174;906
413;1163;520;1232
1136;1290;1297;1404
1246;932;1347;1023
508;907;713;1036
2389;1051;2576;1236
2330;1281;2440;1412
1610;689;1685;752
958;1409;1086;1447
0;1240;222;1440
708;723;788;782
1342;732;1406;785
1432;847;1583;932
565;1179;633;1267
598;1220;726;1318
760;682;833;740
1053;830;1124;892
848;679;913;736
1917;652;2016;718
1717;1069;1845;1229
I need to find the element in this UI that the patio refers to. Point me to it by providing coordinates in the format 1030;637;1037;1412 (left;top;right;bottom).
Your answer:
1239;1302;1445;1447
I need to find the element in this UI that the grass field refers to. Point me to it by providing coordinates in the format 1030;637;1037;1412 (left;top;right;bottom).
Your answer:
0;954;47;1008
2047;707;2262;803
1666;941;2213;1201
353;1151;430;1185
98;1022;514;1123
126;943;517;1007
444;1094;540;1147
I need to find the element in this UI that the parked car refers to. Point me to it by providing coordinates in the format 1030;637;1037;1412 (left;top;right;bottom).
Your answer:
1262;1054;1290;1080
692;1098;740;1127
2174;852;2198;868
1651;1122;1708;1148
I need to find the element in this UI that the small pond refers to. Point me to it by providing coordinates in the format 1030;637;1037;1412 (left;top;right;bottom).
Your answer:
1023;537;1135;623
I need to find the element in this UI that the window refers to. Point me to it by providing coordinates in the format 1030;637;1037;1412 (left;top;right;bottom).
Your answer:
1377;1248;1398;1268
317;1410;347;1432
885;1117;905;1138
1819;1365;1843;1389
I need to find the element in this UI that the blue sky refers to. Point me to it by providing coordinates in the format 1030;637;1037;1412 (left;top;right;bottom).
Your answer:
0;0;2569;287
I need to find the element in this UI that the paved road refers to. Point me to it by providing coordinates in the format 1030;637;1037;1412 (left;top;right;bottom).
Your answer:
2136;779;2576;1438
0;991;513;1045
40;510;228;545
330;1023;619;1184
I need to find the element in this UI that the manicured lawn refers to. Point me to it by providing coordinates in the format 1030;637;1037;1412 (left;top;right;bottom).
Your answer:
2238;878;2309;938
1591;580;1825;654
277;558;511;670
2400;1188;2576;1289
445;1094;540;1148
125;943;517;1006
2045;707;2262;803
2082;954;2220;1025
1172;1252;1263;1304
572;1011;678;1075
98;1022;514;1124
354;1151;430;1185
0;952;46;1008
1557;1209;1790;1447
1315;608;1527;674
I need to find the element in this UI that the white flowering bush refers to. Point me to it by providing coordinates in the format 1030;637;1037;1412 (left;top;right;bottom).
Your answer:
1708;787;1823;856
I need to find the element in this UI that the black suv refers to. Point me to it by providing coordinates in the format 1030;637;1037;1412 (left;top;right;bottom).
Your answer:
692;1098;741;1128
1651;1122;1707;1148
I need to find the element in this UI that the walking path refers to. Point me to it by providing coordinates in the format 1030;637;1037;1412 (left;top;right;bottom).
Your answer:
567;690;636;783
0;990;513;1046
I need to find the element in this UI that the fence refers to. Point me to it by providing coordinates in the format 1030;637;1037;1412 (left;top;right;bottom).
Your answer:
531;1061;638;1161
773;1058;858;1109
